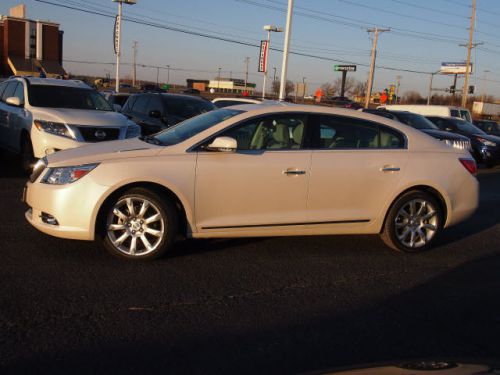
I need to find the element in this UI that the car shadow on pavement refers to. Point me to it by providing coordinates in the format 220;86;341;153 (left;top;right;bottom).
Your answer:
4;251;500;374
0;152;28;179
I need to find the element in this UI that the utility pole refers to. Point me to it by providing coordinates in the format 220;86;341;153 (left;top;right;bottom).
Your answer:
244;57;250;91
302;77;306;100
461;0;476;107
132;41;137;87
167;65;170;84
364;28;390;108
156;66;160;86
279;0;294;101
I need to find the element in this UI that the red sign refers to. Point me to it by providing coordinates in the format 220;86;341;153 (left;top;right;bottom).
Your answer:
258;40;269;73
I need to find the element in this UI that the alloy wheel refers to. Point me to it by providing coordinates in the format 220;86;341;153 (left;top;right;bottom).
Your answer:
394;199;438;249
106;197;165;256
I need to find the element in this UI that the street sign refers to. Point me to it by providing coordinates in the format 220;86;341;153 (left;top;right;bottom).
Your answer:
258;40;269;73
334;65;357;72
113;15;121;55
440;62;472;75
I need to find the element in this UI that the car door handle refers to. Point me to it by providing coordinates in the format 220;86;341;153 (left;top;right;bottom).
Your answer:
283;169;306;175
381;166;400;172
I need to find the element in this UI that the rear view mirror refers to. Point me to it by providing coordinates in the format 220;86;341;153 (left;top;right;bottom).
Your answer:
6;97;23;107
207;137;237;152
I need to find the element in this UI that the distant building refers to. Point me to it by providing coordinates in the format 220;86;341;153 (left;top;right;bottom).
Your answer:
0;4;66;78
208;78;256;94
186;79;209;92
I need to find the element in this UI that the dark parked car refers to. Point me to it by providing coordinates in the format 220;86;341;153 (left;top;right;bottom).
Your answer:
362;109;471;151
105;93;132;111
473;119;500;136
122;93;216;135
427;116;500;167
326;96;362;109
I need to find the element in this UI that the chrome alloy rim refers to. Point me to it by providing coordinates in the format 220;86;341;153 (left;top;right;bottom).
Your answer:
106;197;165;256
395;199;438;249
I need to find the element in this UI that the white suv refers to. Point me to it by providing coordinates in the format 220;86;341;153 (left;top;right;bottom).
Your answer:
0;77;141;170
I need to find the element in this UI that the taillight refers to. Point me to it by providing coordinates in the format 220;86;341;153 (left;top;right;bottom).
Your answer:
459;158;477;175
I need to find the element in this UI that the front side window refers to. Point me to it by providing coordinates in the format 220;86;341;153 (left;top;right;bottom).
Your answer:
13;83;24;103
1;82;18;102
164;97;215;119
214;114;308;150
145;95;163;116
450;109;460;118
131;95;149;115
28;85;112;111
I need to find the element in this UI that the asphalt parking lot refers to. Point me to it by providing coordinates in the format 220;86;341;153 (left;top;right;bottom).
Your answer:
1;152;500;374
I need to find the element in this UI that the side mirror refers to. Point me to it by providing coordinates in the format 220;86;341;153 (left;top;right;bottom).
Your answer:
207;136;237;152
149;110;161;118
6;97;22;107
113;104;122;112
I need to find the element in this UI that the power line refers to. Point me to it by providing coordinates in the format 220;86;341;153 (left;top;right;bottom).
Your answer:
35;0;435;75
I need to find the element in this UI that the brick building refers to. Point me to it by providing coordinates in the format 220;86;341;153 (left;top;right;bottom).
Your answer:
0;4;65;78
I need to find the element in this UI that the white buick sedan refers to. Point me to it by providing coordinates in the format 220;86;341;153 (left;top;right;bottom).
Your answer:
24;105;479;260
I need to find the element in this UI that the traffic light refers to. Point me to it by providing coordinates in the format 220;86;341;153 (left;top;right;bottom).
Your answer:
468;85;475;94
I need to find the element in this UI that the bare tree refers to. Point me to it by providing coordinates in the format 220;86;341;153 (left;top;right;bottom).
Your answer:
271;80;295;97
352;80;367;97
322;77;358;98
402;91;424;104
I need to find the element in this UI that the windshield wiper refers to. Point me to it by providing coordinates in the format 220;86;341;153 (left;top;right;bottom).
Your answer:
139;135;164;146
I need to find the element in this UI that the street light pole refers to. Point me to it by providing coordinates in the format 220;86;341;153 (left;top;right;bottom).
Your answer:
262;25;282;100
427;71;439;105
364;27;390;108
113;0;136;93
302;76;306;100
279;0;294;101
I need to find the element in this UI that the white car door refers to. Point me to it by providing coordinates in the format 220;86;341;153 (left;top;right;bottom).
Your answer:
307;114;409;223
194;113;312;231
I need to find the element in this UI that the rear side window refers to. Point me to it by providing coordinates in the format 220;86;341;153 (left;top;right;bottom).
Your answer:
1;82;18;102
460;110;472;122
314;115;405;150
165;97;215;119
450;109;460;118
146;95;163;116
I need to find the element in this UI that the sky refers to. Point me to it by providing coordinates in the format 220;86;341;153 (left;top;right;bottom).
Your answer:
2;0;500;97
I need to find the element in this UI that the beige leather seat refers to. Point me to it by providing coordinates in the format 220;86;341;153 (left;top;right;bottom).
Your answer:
268;123;290;149
291;123;304;148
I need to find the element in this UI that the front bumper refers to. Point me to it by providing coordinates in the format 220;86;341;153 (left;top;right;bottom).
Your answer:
24;176;110;241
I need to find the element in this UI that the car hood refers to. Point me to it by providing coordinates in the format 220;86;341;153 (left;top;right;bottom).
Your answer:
420;129;469;141
46;138;163;167
31;107;129;126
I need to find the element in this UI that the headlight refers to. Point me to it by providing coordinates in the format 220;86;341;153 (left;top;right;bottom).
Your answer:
477;137;496;147
42;163;99;185
34;120;75;139
126;123;141;138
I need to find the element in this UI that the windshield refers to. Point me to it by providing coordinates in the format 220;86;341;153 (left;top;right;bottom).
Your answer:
153;108;243;146
28;85;113;111
450;118;486;135
391;112;439;130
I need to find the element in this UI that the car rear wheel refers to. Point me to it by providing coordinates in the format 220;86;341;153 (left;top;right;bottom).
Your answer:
380;191;442;253
101;188;178;260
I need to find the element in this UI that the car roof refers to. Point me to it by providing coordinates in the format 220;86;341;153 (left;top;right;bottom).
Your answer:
22;77;91;88
212;97;262;104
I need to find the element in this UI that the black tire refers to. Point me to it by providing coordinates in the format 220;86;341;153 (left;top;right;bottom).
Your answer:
380;190;443;253
21;135;36;173
100;187;179;260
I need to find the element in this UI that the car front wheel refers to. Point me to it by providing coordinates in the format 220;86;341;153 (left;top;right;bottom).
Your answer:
101;188;178;260
381;191;442;253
